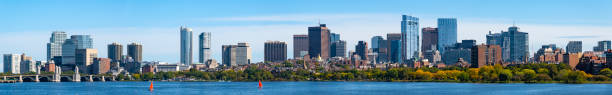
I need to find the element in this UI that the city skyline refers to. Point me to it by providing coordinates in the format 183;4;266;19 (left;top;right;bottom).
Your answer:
1;0;612;69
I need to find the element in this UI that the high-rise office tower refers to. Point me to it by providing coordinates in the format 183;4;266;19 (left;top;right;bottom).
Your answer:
199;32;211;63
3;54;21;74
107;42;123;62
236;43;252;65
485;26;529;63
437;18;457;53
293;35;309;58
76;48;97;74
594;40;611;52
222;43;252;66
330;40;346;58
387;33;402;63
355;41;368;60
128;43;143;62
421;27;438;53
180;26;193;65
222;45;237;67
264;41;287;62
308;24;330;60
47;31;67;61
401;15;420;61
566;41;582;53
372;36;388;63
62;35;93;65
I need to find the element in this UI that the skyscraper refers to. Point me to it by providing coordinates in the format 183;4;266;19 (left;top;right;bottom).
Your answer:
330;40;346;58
355;41;368;60
371;36;384;52
47;31;67;61
107;42;123;62
401;15;420;61
128;43;143;62
3;54;21;74
486;26;529;63
437;18;457;53
264;41;287;62
199;32;211;63
421;27;438;53
222;43;252;66
387;33;402;63
180;26;193;65
566;41;582;53
62;35;93;66
293;35;309;58
593;40;611;52
308;24;330;59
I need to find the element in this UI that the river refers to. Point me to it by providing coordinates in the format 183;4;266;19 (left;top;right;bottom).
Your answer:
2;81;612;95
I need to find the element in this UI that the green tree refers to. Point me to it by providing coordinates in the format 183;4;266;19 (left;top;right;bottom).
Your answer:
599;68;612;77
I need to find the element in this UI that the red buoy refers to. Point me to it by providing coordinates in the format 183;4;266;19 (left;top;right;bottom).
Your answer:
258;80;263;88
149;81;154;92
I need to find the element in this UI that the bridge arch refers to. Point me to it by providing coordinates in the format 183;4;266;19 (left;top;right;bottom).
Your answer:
60;76;72;82
39;77;52;82
22;77;36;82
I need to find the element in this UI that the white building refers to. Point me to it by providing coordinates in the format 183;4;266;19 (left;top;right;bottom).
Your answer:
3;54;21;74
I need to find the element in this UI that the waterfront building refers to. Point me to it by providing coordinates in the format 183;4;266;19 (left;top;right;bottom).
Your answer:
372;36;387;63
127;43;143;62
534;44;565;63
3;54;21;74
564;53;581;70
264;41;287;62
93;58;110;74
19;54;36;74
199;32;212;63
401;15;420;60
330;33;340;43
441;41;475;65
437;18;457;53
371;36;384;52
308;24;331;60
593;40;611;52
47;31;68;61
330;40;346;58
421;27;438;53
107;42;123;62
566;41;582;53
76;48;97;74
180;26;193;65
471;44;502;68
355;41;368;60
293;34;309;59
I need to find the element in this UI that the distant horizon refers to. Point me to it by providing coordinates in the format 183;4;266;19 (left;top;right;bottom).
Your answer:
1;0;611;71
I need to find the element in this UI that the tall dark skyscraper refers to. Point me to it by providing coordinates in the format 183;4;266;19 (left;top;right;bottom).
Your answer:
421;27;438;53
308;24;330;59
107;42;123;62
437;18;457;53
264;41;287;62
566;41;582;53
293;35;309;58
355;41;368;60
330;40;346;58
330;33;340;43
127;43;142;62
387;33;402;63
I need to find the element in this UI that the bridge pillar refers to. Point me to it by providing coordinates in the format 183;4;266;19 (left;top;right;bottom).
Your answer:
73;66;81;82
53;66;61;82
18;75;23;82
3;76;6;80
101;76;105;82
35;75;40;82
88;75;93;82
112;76;116;81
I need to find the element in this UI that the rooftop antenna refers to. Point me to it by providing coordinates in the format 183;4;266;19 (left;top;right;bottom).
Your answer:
318;19;321;25
512;20;516;26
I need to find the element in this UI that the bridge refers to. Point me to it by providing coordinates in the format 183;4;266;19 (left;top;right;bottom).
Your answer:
2;66;116;82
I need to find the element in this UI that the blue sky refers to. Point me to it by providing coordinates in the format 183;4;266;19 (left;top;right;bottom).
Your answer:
1;0;611;69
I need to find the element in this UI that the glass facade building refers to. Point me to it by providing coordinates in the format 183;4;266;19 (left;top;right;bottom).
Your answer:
401;15;419;61
199;32;211;63
180;26;193;65
437;18;457;53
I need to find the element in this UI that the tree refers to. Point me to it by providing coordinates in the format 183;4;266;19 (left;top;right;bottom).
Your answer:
498;69;513;81
522;69;537;82
599;68;612;77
